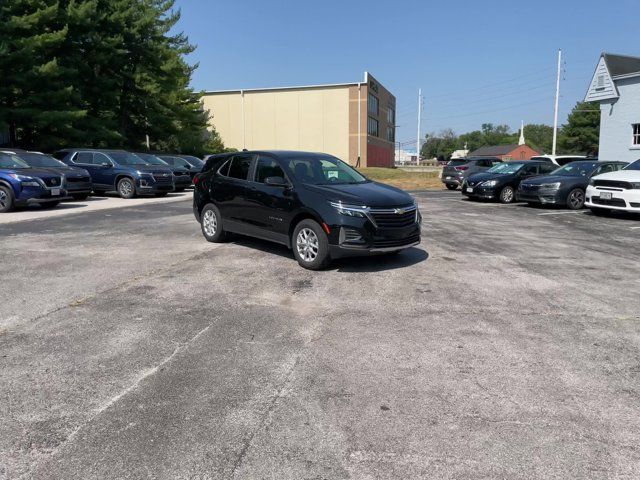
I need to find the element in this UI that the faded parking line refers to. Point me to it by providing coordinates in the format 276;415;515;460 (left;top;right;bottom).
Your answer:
537;211;585;216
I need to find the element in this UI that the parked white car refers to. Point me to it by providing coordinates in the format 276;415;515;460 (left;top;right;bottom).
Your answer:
531;155;588;166
585;159;640;214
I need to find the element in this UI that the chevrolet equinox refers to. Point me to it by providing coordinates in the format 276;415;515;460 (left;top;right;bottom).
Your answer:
193;151;422;270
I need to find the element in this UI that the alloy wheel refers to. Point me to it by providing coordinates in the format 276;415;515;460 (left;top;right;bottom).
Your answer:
120;180;133;197
501;187;514;203
296;228;319;263
568;190;585;209
0;190;7;209
203;209;217;237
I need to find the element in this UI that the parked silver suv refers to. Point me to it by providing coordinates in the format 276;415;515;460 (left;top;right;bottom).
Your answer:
441;157;501;190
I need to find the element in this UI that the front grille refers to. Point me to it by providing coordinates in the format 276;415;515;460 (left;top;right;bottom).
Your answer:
593;197;626;207
42;176;62;187
67;176;90;183
370;205;417;228
594;180;632;190
174;171;189;176
373;234;420;249
520;184;539;191
152;172;173;184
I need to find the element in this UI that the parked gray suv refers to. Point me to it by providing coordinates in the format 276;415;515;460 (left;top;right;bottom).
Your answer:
442;157;501;190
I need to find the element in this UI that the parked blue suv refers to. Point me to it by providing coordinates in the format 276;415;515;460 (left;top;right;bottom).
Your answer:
54;149;175;198
0;151;68;212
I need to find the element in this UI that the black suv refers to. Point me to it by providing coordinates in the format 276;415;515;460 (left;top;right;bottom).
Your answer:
193;151;422;270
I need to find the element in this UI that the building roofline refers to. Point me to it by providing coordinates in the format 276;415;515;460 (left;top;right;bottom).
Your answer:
203;81;365;95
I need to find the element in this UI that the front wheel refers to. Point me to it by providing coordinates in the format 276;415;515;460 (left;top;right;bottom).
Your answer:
566;188;585;210
445;184;457;190
292;219;331;270
499;186;515;204
200;204;226;243
0;186;15;213
117;178;136;199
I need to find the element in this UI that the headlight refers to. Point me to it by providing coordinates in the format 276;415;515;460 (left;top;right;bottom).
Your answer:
588;179;596;186
630;182;640;190
329;201;367;218
481;180;498;187
539;182;561;189
9;174;41;187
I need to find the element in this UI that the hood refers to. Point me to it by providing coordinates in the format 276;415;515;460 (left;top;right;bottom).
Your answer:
29;165;90;177
304;181;413;207
2;167;64;180
522;174;585;186
130;165;173;174
591;169;640;181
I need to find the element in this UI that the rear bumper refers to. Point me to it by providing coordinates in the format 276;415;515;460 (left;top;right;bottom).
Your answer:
442;175;463;186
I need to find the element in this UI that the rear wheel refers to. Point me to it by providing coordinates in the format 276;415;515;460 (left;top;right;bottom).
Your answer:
292;219;331;270
566;188;585;210
201;203;226;243
0;186;15;213
499;186;515;204
445;184;457;190
117;178;136;199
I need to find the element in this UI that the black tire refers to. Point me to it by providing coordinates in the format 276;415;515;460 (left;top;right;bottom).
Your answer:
38;201;60;209
445;184;457;190
292;219;331;270
0;185;15;213
590;207;610;217
200;203;226;243
71;193;89;201
154;192;168;197
566;188;585;210
499;186;515;204
175;187;185;192
117;177;136;199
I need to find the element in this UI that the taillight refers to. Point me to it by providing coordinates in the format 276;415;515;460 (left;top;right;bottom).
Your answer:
193;174;200;185
455;166;468;171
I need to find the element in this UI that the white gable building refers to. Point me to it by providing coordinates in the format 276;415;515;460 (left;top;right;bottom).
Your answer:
585;53;640;162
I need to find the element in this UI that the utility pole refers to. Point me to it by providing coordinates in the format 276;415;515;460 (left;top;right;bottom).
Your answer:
416;88;422;165
552;49;562;156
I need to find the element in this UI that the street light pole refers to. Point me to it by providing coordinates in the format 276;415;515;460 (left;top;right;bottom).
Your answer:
552;49;562;156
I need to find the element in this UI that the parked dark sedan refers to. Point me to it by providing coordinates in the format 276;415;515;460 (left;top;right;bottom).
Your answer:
8;149;93;200
193;151;421;270
158;154;203;181
517;161;628;209
135;152;191;191
462;161;557;203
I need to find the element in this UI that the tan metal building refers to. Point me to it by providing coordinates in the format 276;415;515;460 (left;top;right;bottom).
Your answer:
201;72;396;168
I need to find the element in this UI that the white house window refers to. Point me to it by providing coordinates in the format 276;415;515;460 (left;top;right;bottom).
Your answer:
633;124;640;146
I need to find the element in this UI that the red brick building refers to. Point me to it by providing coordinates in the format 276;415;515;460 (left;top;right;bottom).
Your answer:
468;144;540;161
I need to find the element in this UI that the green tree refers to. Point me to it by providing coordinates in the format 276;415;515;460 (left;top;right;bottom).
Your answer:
421;129;458;161
558;102;600;155
522;124;553;154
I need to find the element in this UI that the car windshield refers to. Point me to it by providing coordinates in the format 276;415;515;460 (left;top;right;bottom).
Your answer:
551;162;598;176
447;160;467;166
137;153;168;166
109;152;146;165
0;152;30;169
181;156;204;167
487;162;524;174
18;152;67;168
624;160;640;170
161;156;189;168
286;155;367;185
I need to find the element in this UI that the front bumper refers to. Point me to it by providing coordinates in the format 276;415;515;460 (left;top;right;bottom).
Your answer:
137;177;175;194
326;208;422;258
516;189;562;204
15;189;70;206
462;184;496;199
585;185;640;212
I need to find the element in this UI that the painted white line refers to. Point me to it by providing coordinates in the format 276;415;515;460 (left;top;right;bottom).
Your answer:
537;211;584;216
629;226;640;230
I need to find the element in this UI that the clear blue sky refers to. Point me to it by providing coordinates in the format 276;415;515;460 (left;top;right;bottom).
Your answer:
174;0;637;151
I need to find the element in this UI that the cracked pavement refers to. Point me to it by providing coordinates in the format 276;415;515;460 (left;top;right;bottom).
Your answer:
1;192;640;479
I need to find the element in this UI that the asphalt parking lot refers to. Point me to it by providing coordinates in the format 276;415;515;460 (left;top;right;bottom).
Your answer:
1;190;640;479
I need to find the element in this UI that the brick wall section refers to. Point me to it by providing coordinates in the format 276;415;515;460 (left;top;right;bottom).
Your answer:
500;145;540;160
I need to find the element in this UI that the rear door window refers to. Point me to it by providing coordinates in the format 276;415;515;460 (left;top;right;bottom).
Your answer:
539;163;556;174
75;152;94;164
255;156;286;183
227;155;253;180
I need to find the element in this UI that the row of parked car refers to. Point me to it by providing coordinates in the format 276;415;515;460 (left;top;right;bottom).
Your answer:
442;154;640;214
0;148;207;212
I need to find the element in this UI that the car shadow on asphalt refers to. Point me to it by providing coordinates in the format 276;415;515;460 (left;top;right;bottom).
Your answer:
228;234;429;272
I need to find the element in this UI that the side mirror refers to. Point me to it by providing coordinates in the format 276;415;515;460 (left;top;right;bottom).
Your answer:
265;176;288;187
101;162;112;168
